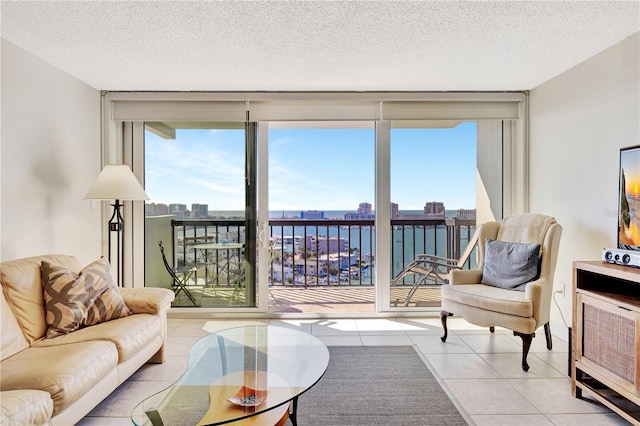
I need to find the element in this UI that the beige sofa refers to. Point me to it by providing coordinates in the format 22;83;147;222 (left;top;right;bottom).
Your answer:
0;254;175;425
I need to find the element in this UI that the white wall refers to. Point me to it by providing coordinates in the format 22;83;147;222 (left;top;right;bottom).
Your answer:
529;32;640;337
1;39;102;264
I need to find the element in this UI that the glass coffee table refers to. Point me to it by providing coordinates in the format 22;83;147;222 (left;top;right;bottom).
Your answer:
131;325;329;426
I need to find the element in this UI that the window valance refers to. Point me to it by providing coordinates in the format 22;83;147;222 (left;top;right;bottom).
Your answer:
106;92;524;122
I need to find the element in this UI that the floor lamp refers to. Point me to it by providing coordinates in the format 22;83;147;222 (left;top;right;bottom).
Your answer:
84;164;149;286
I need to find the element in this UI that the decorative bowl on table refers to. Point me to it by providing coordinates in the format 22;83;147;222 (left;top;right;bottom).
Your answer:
227;386;269;407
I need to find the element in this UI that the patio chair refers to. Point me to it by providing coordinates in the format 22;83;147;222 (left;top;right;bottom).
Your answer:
228;258;248;305
158;240;201;306
391;228;480;306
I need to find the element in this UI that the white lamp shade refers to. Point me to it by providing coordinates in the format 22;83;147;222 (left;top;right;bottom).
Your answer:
84;164;149;201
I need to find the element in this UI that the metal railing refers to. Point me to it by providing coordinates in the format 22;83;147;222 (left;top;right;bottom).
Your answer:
167;218;476;289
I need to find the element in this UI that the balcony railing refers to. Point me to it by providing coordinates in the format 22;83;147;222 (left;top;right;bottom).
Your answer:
162;218;476;290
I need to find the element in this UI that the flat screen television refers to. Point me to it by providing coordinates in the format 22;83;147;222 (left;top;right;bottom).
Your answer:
618;145;640;251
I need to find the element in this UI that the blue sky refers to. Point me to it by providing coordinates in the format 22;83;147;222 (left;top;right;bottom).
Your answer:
145;122;477;211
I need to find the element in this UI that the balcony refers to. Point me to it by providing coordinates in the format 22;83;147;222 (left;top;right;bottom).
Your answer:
145;216;476;311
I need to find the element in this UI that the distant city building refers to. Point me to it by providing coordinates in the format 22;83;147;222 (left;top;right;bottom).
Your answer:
169;204;187;214
344;211;375;219
397;212;427;220
144;202;169;216
390;202;399;220
358;202;372;215
191;203;209;218
301;210;324;219
300;235;347;253
456;209;476;220
424;201;445;219
168;203;188;219
345;201;374;220
343;202;400;220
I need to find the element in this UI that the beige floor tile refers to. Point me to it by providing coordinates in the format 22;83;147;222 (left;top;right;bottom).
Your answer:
471;414;554;425
360;334;414;346
509;378;611;414
353;318;414;334
167;318;214;336
424;353;501;379
479;353;566;379
85;380;174;418
76;416;133;425
315;334;363;346
80;317;630;425
412;334;475;354
502;329;569;354
394;317;446;334
544;413;632;425
310;318;359;335
443;378;540;415
457;333;524;353
165;334;205;357
199;319;237;333
128;356;188;382
532;350;571;376
166;317;186;333
267;319;314;332
220;319;269;330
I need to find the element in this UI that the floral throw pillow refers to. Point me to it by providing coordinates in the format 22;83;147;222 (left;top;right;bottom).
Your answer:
42;257;130;338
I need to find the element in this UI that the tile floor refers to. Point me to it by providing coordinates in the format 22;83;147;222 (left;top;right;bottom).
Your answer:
78;317;630;426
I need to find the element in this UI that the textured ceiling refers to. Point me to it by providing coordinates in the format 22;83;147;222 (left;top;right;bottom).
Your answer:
1;1;639;91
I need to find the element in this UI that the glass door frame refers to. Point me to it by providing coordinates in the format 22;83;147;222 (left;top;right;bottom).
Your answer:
100;91;528;315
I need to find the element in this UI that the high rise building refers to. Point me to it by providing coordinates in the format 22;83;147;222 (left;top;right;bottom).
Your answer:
390;202;399;220
191;203;209;218
424;201;445;219
169;204;187;214
358;202;372;215
144;202;169;216
456;209;476;220
301;210;325;219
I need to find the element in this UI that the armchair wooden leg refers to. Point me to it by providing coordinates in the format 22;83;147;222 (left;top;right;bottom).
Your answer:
514;331;534;372
544;322;552;350
440;311;453;342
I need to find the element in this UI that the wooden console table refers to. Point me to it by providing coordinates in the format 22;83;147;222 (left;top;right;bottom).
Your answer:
572;261;640;425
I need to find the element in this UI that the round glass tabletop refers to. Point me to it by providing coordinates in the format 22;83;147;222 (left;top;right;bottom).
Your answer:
131;324;329;426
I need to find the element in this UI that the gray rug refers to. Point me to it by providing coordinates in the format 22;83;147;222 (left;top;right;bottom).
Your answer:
294;346;469;426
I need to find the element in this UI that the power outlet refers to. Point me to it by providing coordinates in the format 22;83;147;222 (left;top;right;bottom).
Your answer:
555;282;565;296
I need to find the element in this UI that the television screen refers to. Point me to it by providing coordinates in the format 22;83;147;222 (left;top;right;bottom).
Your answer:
618;145;640;250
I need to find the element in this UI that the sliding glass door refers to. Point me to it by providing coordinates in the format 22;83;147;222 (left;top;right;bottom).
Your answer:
103;92;521;314
266;123;375;312
143;122;257;308
387;122;479;309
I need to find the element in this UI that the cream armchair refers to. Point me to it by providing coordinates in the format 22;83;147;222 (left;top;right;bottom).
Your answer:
440;213;562;371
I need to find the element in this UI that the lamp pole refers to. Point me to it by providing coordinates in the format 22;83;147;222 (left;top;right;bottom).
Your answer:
108;199;125;287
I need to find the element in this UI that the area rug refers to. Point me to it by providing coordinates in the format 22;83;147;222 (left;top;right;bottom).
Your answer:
295;346;469;426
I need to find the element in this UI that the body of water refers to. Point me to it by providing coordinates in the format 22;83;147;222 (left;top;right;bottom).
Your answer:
209;209;463;219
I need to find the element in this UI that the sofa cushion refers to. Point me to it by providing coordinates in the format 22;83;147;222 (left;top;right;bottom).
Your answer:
0;289;29;361
0;390;53;426
120;287;175;314
0;341;118;415
0;254;81;343
441;284;534;317
42;257;131;338
481;239;540;291
33;313;162;363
